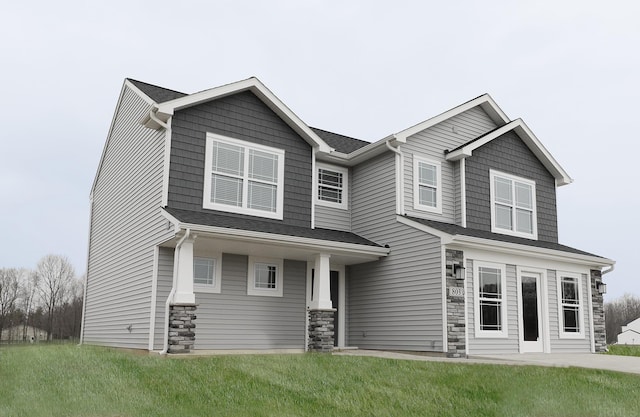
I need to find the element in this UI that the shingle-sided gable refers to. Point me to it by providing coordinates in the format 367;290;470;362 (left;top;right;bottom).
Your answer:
167;90;314;228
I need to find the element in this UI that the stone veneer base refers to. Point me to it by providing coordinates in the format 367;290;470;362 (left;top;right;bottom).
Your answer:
168;304;196;354
308;309;336;353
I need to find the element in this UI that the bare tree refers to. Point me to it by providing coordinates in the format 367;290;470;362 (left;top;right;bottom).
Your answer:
18;270;39;340
36;255;75;340
604;294;640;344
0;268;21;340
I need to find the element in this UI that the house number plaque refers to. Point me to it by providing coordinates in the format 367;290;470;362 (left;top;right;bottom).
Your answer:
448;287;465;298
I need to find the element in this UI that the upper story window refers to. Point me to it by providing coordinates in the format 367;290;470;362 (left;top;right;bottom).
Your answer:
316;163;348;210
558;272;583;338
193;255;222;293
474;261;508;338
489;170;537;239
247;256;283;297
413;156;442;214
203;133;285;220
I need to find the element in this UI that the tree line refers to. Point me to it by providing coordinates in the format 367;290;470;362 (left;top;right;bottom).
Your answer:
0;255;83;343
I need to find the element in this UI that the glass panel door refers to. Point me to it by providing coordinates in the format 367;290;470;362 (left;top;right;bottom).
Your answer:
521;273;543;352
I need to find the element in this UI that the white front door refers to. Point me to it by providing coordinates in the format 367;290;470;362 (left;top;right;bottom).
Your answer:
520;272;544;352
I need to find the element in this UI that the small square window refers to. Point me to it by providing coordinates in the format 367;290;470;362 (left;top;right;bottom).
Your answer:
193;256;221;293
247;257;283;297
316;163;348;210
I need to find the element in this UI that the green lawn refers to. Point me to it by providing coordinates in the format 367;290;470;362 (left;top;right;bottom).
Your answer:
606;344;640;357
1;345;639;417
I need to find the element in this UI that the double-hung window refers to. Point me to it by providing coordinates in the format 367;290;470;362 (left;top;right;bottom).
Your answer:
203;133;285;219
490;170;537;239
558;273;583;338
316;163;348;209
413;156;442;213
474;262;508;338
193;256;222;293
247;257;283;297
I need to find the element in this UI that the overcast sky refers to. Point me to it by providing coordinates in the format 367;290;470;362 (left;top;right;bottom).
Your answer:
1;1;637;300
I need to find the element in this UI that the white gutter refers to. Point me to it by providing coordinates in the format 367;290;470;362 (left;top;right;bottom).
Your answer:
159;228;191;354
602;264;615;275
385;137;405;215
148;106;169;130
459;158;466;228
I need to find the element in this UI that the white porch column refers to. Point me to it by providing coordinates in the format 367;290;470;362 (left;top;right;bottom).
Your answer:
310;253;333;310
173;234;196;304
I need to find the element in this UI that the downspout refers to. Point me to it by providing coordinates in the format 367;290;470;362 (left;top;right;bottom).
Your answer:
385;137;405;215
602;264;615;275
159;228;191;354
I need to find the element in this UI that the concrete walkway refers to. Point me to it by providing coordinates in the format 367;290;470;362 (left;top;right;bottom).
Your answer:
334;349;640;375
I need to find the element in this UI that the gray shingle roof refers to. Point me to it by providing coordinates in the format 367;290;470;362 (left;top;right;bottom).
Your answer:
127;79;187;103
404;216;607;259
165;207;382;247
310;127;370;154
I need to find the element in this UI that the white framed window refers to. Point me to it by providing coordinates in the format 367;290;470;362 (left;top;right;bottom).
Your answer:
203;133;285;220
316;163;348;210
490;170;537;239
413;156;442;214
193;256;222;293
247;257;283;297
474;261;508;338
557;272;584;338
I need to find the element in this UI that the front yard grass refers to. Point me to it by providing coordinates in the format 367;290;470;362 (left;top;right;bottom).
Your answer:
606;344;640;357
1;345;639;417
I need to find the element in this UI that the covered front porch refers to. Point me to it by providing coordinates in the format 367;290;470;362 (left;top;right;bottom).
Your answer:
156;209;388;353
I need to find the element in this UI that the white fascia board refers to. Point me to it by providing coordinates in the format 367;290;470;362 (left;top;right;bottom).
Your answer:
445;119;573;186
160;210;389;259
154;77;332;153
316;135;399;166
393;94;510;142
91;80;155;195
396;216;454;243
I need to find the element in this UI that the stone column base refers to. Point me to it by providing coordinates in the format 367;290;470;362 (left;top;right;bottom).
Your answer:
308;309;336;352
168;304;196;354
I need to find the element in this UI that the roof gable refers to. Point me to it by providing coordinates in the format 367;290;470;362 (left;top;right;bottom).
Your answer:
147;77;332;153
127;79;187;103
445;119;572;186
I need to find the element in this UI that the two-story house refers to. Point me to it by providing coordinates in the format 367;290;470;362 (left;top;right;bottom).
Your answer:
80;77;614;356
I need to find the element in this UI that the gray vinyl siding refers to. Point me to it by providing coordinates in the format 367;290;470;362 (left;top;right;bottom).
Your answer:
153;247;174;350
314;168;352;231
83;85;174;349
167;91;313;228
465;131;559;242
348;152;444;351
548;270;592;352
466;261;520;355
403;107;498;223
194;255;306;350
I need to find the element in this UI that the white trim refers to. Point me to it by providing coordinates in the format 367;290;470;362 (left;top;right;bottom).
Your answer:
160;116;172;207
333;264;346;349
315;162;349;210
193;254;222;294
460;158;467;228
489;170;538;240
148;247;160;350
311;148;317;228
463;257;469;356
445;119;572;186
473;261;508;338
247;256;283;297
516;267;546;353
154;77;332;153
413;155;442;214
203;133;285;220
556;271;585;339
